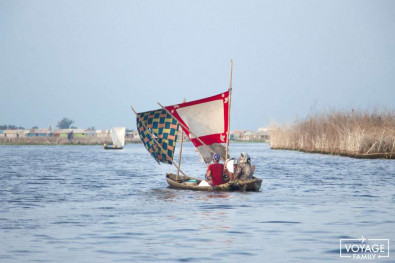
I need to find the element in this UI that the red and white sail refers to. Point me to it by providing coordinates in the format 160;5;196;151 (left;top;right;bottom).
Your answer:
165;91;230;163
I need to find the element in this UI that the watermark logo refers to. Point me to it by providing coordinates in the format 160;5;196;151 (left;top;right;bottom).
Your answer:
340;236;389;260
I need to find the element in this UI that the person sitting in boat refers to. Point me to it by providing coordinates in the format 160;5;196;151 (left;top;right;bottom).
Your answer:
206;153;225;186
232;152;255;181
224;158;236;182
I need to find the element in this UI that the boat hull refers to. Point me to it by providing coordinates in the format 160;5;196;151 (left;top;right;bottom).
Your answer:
104;145;124;150
166;173;262;192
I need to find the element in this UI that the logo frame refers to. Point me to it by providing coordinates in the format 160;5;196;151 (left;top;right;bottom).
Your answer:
340;236;389;260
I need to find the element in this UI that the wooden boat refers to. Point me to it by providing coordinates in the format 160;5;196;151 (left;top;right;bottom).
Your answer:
103;127;125;150
103;144;124;150
131;60;263;192
166;173;262;192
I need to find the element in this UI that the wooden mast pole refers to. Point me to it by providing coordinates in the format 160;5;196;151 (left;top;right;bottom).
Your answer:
131;106;189;177
176;98;186;180
225;59;233;160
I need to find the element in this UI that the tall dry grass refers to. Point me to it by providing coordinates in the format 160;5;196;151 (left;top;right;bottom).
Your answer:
270;109;395;158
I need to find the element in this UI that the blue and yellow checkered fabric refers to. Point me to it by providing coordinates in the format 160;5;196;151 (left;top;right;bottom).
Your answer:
137;109;179;164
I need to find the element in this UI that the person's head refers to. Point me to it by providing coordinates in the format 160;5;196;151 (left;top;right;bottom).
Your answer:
239;152;251;163
212;153;221;163
233;158;238;167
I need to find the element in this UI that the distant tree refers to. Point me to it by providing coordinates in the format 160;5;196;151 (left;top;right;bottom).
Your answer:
87;126;95;131
57;118;74;129
0;124;24;130
70;126;77;129
126;129;134;132
32;126;38;129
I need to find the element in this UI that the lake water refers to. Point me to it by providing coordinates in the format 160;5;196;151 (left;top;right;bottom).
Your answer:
0;143;394;263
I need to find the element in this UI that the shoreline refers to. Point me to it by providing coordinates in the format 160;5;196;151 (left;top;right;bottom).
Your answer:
0;138;268;146
271;147;395;159
0;142;141;146
0;137;141;146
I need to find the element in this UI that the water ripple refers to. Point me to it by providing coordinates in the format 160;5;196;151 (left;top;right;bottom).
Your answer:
0;144;394;263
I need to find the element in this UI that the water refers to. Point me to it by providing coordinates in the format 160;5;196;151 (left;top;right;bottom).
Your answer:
0;143;394;263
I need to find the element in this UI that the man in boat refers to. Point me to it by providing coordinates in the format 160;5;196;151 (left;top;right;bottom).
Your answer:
227;152;255;182
236;152;256;180
206;153;225;186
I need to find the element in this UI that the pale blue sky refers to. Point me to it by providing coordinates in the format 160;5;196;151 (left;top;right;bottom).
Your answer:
1;0;394;130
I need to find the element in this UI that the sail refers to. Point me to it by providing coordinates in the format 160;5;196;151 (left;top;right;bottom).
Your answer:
136;109;179;164
110;127;126;147
165;91;230;163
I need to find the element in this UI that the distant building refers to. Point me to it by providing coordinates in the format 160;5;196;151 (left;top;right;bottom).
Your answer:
27;129;52;137
0;130;30;138
258;127;270;133
7;130;20;138
1;130;18;138
230;130;244;140
126;130;140;140
241;130;270;141
87;130;97;137
96;130;110;139
17;130;30;138
53;129;73;138
174;130;189;142
72;129;88;138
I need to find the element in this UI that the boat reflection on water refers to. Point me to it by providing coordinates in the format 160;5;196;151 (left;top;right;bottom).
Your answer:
205;192;231;199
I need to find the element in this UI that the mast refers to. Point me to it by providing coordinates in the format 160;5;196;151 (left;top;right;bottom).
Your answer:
225;59;233;160
176;98;186;180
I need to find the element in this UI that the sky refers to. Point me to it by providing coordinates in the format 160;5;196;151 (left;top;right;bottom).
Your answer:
0;0;394;130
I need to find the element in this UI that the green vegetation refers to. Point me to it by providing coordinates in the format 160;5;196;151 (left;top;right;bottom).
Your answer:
56;117;75;129
0;124;25;130
270;109;395;159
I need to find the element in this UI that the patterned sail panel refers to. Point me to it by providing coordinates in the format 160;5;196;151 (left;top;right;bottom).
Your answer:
165;91;229;163
136;109;179;164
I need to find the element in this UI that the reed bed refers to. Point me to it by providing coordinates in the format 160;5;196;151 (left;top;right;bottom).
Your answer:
270;110;395;159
